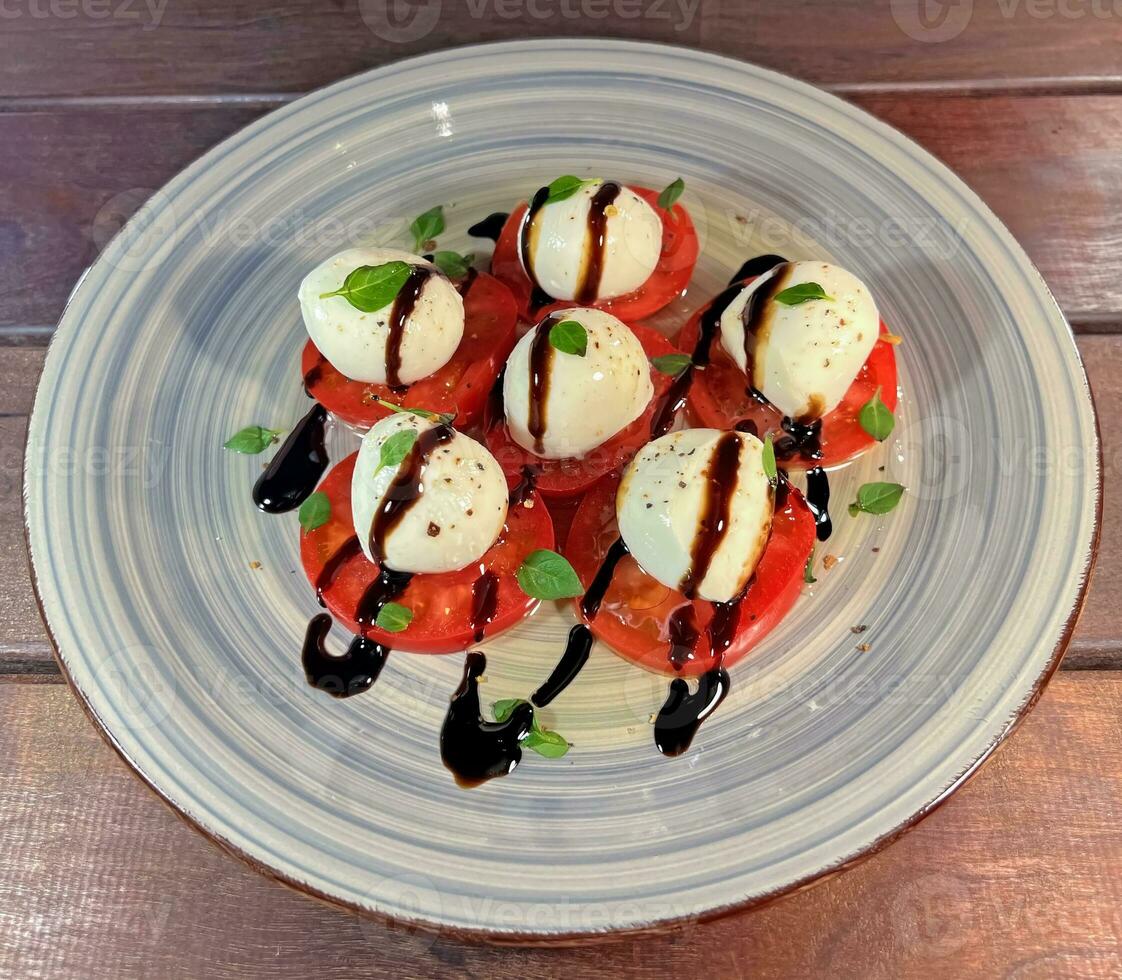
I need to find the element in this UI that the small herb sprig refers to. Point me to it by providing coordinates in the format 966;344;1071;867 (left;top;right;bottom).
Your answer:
224;425;282;454
375;602;413;633
371;397;455;426
515;549;583;601
493;698;570;758
858;387;895;441
432;250;473;278
298;491;331;532
657;177;685;212
410;205;445;252
543;175;596;205
320;261;411;313
549;319;587;357
651;353;691;378
774;282;834;306
375;429;418;476
848;482;905;517
761;432;778;485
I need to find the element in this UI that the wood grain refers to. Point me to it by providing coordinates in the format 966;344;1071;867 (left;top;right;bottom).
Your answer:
2;674;1119;976
2;0;1122;100
2;94;1121;334
2;333;1119;672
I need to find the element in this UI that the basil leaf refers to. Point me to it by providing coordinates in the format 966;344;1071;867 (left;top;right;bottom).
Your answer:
657;177;685;211
651;353;692;377
410;205;445;251
371;397;455;425
523;728;570;759
549;319;587;357
804;548;817;584
761;432;777;484
773;282;835;306
851;482;905;516
375;429;418;476
224;425;282;454
319;261;411;313
858;386;895;441
374;602;413;633
544;175;591;205
491;698;523;723
298;491;331;532
432;250;473;279
516;549;584;600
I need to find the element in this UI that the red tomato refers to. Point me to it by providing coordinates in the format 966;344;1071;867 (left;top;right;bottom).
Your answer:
490;186;699;322
300;452;554;654
302;270;518;431
484;322;684;500
677;288;899;467
566;473;816;677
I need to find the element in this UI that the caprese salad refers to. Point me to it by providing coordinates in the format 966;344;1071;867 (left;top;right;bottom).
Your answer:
225;186;905;788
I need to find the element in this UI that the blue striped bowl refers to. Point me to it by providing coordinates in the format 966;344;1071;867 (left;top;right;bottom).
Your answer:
25;40;1098;938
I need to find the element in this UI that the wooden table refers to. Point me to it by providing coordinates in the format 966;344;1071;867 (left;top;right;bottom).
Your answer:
3;3;1121;975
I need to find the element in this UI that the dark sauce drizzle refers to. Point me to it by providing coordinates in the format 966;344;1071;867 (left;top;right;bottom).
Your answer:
728;254;790;286
531;624;593;708
355;566;414;631
302;613;389;699
654;667;731;757
467;211;509;242
581;536;630;619
738;263;790;375
804;465;832;541
314;534;362;606
575;181;621;304
469;570;500;644
252;403;329;513
679;431;743;599
526;313;562;455
441;652;535;788
385;266;433;391
302;353;326;394
519;186;554;312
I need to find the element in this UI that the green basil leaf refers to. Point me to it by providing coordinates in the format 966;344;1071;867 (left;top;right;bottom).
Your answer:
374;602;413;633
858;386;895;441
651;353;692;377
410;205;445;251
761;432;777;484
298;491;331;532
773;282;835;306
851;482;906;516
544;175;591;205
549;319;587;357
432;250;473;279
224;425;282;454
516;549;584;600
375;429;418;476
491;698;523;723
804;548;817;584
370;397;455;425
848;502;860;518
657;176;685;211
319;261;411;313
523;728;570;759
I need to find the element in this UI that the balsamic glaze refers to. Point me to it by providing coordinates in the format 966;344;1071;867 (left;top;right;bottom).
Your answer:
679;431;742;599
575;181;621;304
385;266;433;390
355;566;414;630
314;535;362;606
728;254;788;286
507;463;538;507
667;603;702;670
470;570;500;643
441;652;535;787
303;352;326;393
302;614;389;699
773;415;824;463
467;211;509;242
580;537;630;619
252;403;329;513
739;264;790;376
654;667;731;757
519;185;550;307
456;266;479;296
804;465;833;542
368;423;455;562
531;624;593;708
526;313;562;455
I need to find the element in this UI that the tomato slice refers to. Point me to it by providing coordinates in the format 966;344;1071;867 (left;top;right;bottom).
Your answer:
300;452;554;654
677;284;899;467
484;322;684;500
490;186;699;322
566;473;816;677
302;270;518;432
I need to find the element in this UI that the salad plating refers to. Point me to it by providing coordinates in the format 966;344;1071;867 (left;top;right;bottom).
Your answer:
226;180;905;787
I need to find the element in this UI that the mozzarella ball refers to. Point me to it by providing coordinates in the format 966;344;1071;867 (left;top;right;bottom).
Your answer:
616;428;774;603
503;307;654;459
300;247;464;385
718;261;879;421
352;413;508;574
521;180;662;302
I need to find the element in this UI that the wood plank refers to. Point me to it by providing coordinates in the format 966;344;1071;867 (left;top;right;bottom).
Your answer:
2;94;1121;333
2;0;1122;100
2;334;1120;672
2;674;1120;976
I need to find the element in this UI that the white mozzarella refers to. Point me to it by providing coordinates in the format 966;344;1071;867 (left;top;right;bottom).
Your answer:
503;307;654;459
616;428;774;603
299;247;464;385
351;413;508;574
521;180;662;302
718;261;879;420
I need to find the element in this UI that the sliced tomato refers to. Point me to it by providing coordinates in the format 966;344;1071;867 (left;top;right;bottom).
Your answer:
484;322;684;500
300;452;554;654
490;186;699;322
302;270;518;432
566;473;816;677
677;289;899;468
